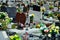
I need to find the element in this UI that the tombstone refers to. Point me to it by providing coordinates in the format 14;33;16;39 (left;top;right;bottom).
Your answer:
33;5;40;11
7;7;16;18
0;31;9;40
15;13;26;27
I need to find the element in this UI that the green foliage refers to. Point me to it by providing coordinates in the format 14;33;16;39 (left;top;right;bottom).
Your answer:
2;20;7;30
0;12;12;30
16;8;21;12
49;5;54;9
48;13;54;17
0;13;5;19
54;12;59;16
5;18;12;25
12;24;16;29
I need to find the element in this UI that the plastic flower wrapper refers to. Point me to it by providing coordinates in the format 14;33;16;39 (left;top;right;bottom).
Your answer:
9;34;22;40
40;27;48;35
39;22;47;33
40;22;46;28
9;36;14;40
44;28;49;33
14;34;22;40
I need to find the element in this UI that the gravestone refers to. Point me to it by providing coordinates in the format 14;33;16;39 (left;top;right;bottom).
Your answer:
7;7;16;18
15;13;26;26
0;31;9;40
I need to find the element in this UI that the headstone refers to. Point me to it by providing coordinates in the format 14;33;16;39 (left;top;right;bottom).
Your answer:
7;7;16;18
15;13;26;26
0;31;9;40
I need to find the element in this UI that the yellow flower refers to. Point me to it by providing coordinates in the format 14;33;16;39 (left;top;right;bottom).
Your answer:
14;34;18;37
50;24;55;29
32;14;35;17
37;24;40;27
59;6;60;8
36;24;40;28
9;36;14;39
40;7;46;12
50;29;52;32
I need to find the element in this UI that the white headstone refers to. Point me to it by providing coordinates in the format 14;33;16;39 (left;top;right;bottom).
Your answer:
3;0;6;3
0;31;9;40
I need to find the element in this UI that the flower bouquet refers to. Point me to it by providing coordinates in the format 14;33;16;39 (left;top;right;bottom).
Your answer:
0;12;12;30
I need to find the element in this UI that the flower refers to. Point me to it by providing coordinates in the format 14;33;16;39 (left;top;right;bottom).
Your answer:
48;34;51;37
31;14;35;17
56;26;59;29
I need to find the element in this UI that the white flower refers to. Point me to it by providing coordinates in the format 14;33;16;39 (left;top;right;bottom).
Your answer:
48;34;51;37
56;26;59;29
10;18;13;20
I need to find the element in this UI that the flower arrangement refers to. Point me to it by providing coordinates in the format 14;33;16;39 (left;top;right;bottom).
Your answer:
0;12;12;30
9;34;22;40
49;5;54;9
49;24;59;34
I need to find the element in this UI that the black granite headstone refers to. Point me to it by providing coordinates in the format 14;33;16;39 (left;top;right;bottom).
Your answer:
7;7;16;18
33;5;40;11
